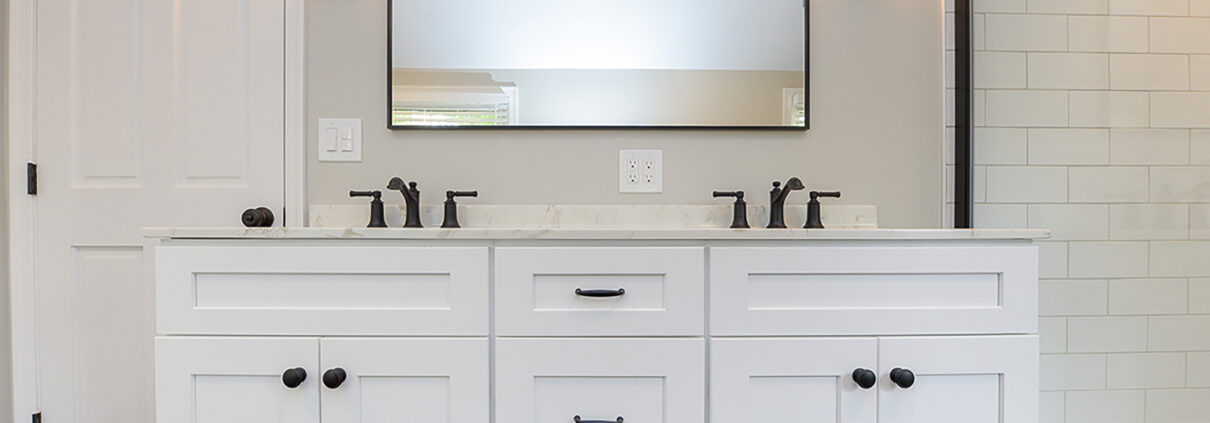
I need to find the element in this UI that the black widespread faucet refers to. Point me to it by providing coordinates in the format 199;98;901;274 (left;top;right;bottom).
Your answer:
387;177;423;228
767;177;805;228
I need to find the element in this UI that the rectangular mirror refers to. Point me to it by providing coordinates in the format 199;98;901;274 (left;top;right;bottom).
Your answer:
389;0;808;129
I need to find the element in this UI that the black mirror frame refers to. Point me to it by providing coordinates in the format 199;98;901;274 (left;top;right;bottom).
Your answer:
386;0;811;131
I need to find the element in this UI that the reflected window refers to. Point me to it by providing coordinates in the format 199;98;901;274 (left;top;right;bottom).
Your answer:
392;86;519;126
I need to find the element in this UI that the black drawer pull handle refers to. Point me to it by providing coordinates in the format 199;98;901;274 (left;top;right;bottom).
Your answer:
574;416;623;423
281;367;307;389
575;288;626;298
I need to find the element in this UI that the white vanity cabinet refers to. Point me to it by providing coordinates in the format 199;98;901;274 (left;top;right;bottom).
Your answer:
149;229;1043;423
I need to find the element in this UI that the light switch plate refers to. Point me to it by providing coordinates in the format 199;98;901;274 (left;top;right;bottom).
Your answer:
619;149;663;193
318;119;363;162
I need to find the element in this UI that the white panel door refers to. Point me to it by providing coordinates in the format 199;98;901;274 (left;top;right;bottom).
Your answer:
321;338;490;423
711;338;878;423
156;246;490;335
496;338;706;423
710;246;1038;336
33;0;287;421
155;337;319;423
877;336;1039;423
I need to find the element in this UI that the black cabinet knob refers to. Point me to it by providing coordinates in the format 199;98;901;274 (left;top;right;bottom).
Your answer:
889;368;915;389
281;367;307;389
323;367;347;389
851;368;877;389
241;207;275;228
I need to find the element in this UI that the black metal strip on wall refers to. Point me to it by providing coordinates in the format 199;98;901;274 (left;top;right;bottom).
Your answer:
954;0;973;228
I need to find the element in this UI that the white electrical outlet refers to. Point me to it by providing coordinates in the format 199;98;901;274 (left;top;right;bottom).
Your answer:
619;150;663;193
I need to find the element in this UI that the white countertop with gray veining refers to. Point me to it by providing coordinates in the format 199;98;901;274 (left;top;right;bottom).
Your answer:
144;227;1049;241
145;205;1049;240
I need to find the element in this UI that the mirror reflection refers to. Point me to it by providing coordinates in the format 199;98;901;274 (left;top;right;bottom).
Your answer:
389;0;808;128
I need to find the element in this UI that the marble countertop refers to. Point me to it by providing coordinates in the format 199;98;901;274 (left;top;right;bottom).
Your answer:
144;227;1051;241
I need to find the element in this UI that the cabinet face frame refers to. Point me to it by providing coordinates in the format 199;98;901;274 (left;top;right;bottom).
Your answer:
155;337;321;423
156;246;490;336
320;338;490;423
710;245;1039;336
149;239;1040;423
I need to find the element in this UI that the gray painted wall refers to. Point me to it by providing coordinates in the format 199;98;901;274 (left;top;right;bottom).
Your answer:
307;0;945;229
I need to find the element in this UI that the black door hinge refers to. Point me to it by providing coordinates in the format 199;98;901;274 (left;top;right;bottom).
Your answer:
27;162;37;195
32;412;41;423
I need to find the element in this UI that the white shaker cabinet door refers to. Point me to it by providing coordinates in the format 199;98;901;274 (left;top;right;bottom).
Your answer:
496;338;706;423
320;338;490;423
877;336;1039;423
711;338;878;423
155;337;320;423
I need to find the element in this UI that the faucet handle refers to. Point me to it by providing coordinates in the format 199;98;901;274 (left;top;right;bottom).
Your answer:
447;190;478;200
442;190;478;228
350;190;387;228
713;190;750;229
805;191;842;229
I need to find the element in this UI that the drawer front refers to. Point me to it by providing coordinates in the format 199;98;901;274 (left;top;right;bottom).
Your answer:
710;246;1038;336
496;338;705;423
156;246;489;335
495;247;705;336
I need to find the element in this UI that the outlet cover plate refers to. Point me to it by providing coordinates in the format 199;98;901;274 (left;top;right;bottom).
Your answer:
619;149;663;193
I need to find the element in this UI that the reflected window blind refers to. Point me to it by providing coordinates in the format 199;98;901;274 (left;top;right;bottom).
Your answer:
392;102;511;126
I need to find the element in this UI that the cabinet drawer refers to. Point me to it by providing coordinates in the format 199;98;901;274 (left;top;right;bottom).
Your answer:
496;338;705;423
710;246;1038;336
156;246;489;335
495;247;705;336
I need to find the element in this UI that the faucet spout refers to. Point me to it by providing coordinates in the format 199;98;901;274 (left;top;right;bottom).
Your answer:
767;177;805;229
387;176;423;228
773;177;805;204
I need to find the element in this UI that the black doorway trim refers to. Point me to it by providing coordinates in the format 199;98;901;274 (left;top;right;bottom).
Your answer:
954;0;973;228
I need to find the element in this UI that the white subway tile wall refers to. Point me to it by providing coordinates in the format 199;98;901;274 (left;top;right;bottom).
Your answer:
969;4;1210;421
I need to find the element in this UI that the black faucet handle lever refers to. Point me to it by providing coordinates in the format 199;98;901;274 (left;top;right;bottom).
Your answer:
447;190;479;199
349;190;387;228
442;190;478;228
713;190;750;229
805;190;842;229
